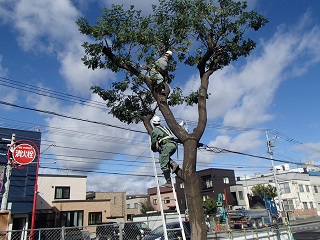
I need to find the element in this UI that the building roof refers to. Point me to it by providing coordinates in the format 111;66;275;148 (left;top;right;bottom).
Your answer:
39;174;87;178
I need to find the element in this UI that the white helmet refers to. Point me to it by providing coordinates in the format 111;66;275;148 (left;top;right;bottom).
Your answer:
165;50;173;56
152;116;161;125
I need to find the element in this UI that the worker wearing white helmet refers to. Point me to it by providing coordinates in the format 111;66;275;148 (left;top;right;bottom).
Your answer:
149;51;173;94
151;115;180;188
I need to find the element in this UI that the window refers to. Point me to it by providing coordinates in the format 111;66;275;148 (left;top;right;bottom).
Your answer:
283;199;294;211
202;175;213;188
206;179;212;188
302;202;308;209
55;186;70;199
280;182;291;193
153;199;157;205
299;184;304;193
61;211;83;227
309;202;314;209
88;212;102;225
223;177;229;184
127;204;130;209
202;195;209;201
164;197;170;204
306;185;310;192
238;191;244;200
314;186;319;193
127;214;133;221
180;182;185;189
134;203;139;209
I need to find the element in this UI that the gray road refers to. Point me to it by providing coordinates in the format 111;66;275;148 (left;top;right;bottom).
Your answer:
291;221;320;240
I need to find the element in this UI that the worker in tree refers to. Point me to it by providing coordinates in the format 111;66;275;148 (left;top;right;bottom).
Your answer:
151;115;180;188
149;50;173;94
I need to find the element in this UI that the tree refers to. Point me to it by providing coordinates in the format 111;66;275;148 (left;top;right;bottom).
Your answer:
77;1;267;239
139;199;155;214
203;197;217;215
251;184;277;200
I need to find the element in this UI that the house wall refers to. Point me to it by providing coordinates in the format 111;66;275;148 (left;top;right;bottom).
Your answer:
52;200;111;226
147;187;175;211
230;185;249;208
94;192;126;219
37;174;87;209
309;172;320;215
126;196;148;214
175;168;236;210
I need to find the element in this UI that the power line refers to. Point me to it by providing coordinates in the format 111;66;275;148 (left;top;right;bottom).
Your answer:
0;100;146;134
40;166;155;177
270;130;320;152
203;144;320;168
0;77;109;110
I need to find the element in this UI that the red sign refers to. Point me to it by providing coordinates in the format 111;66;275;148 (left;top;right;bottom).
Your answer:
12;143;36;165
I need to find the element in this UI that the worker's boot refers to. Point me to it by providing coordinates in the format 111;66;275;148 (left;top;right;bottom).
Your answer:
170;159;179;173
162;170;172;188
170;160;184;181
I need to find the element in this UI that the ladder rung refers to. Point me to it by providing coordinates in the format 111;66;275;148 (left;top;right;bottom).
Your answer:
151;148;185;240
164;212;179;215
161;198;176;201
167;227;182;231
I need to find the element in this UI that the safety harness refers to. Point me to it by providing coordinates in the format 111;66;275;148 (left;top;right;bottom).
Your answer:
157;126;174;144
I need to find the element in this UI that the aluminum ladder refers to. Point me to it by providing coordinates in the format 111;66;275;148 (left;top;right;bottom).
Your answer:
150;148;186;240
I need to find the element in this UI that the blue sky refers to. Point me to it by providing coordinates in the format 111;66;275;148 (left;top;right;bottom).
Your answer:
0;0;320;194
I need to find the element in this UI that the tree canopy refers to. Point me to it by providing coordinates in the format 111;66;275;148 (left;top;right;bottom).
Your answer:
77;1;268;239
77;0;268;125
139;199;155;214
203;197;217;214
251;184;277;200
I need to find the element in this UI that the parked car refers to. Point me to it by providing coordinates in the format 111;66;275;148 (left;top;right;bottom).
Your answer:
123;222;152;240
96;222;120;240
142;221;191;240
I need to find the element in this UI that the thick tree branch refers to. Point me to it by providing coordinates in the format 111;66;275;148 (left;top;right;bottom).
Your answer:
102;46;140;76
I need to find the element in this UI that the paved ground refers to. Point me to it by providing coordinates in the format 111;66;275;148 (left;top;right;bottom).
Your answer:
206;216;320;239
289;215;320;226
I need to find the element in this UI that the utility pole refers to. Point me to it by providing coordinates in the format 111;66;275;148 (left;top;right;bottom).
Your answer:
265;131;284;214
1;133;15;210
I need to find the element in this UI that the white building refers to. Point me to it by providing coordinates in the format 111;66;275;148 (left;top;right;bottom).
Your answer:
37;174;147;229
309;171;320;215
232;165;320;220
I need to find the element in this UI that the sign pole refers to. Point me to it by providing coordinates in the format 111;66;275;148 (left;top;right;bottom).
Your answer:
7;139;40;240
30;147;40;234
0;134;15;210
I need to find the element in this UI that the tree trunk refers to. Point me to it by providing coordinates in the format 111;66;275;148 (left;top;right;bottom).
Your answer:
183;138;207;240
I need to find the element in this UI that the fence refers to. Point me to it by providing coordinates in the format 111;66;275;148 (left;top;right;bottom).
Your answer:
0;220;294;240
207;226;293;239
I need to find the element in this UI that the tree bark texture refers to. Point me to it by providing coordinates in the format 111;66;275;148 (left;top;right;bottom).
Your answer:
182;138;207;240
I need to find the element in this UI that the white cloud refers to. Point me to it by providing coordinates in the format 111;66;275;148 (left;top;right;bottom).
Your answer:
154;12;320;181
86;165;158;194
105;0;157;13
0;55;18;107
0;0;112;96
172;11;320;160
208;131;264;152
0;55;8;77
2;1;320;192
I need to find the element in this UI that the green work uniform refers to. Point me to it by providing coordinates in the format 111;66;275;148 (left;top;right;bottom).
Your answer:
151;125;177;172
